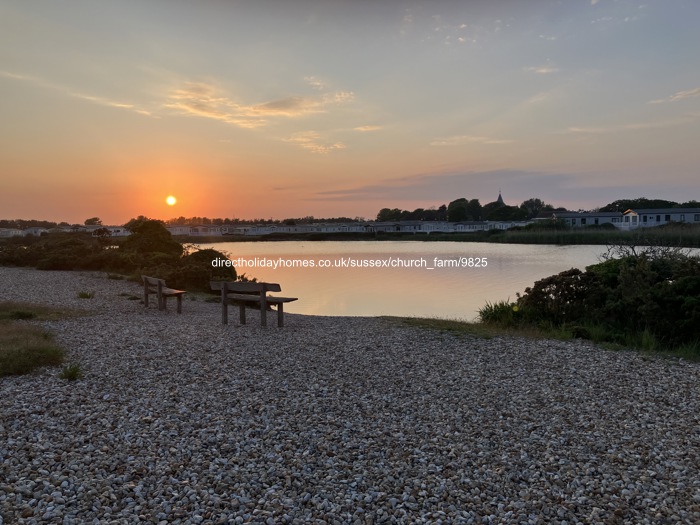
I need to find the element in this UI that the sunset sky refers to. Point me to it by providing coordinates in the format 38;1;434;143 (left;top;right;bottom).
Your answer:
1;0;699;225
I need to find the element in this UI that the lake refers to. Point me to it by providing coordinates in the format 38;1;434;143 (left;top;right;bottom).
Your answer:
200;241;608;320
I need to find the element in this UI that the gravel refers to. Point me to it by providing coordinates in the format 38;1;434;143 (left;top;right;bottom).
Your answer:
1;266;700;524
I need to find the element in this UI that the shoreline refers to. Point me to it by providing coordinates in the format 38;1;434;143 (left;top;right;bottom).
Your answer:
1;267;700;523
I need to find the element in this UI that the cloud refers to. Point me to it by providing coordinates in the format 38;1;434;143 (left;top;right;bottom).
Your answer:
568;114;698;134
166;82;263;127
283;131;346;154
250;96;324;117
304;76;327;91
0;70;40;82
430;135;513;146
354;125;382;132
669;87;700;102
310;169;577;203
308;168;668;211
166;82;354;127
524;66;560;74
1;69;156;118
647;87;700;104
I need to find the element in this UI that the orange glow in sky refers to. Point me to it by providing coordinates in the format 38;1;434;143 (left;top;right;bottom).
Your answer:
1;1;698;225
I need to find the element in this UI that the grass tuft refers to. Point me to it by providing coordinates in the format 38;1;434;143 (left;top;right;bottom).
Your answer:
386;316;494;339
0;301;84;321
77;291;95;299
0;323;65;376
59;362;84;381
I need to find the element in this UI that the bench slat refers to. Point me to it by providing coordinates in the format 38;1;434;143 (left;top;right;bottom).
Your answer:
211;281;281;293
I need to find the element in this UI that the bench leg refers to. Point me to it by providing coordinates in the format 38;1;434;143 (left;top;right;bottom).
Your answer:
222;300;228;325
176;295;182;314
239;304;246;324
277;304;284;327
158;282;165;310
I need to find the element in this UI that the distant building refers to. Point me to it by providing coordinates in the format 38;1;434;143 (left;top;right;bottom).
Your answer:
0;228;23;238
22;227;49;236
536;208;700;229
621;208;700;229
537;211;623;228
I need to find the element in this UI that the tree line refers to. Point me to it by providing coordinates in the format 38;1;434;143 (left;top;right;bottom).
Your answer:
377;197;556;222
2;197;699;231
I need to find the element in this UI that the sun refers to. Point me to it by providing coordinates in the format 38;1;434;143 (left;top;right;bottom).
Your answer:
166;195;177;206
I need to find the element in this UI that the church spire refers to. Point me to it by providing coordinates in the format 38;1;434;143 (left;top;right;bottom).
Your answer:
496;189;505;206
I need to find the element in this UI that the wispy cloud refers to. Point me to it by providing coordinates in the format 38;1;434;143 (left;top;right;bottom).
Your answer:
166;82;353;127
311;169;568;202
304;76;327;91
165;82;263;128
283;131;346;154
568;114;698;134
524;65;560;74
430;135;513;146
250;96;325;117
648;87;700;104
0;70;40;82
70;92;157;117
1;69;155;117
670;87;700;101
354;125;382;132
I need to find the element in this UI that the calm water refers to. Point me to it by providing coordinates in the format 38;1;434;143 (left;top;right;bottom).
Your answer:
201;241;607;320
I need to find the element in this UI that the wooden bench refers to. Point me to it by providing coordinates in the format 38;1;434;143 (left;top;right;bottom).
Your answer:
142;275;186;314
210;281;298;327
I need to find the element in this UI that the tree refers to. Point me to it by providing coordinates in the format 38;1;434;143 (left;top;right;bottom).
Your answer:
447;198;468;222
519;198;552;219
599;198;678;212
124;215;151;232
483;203;527;221
121;220;182;256
84;217;102;226
376;208;402;221
93;227;112;238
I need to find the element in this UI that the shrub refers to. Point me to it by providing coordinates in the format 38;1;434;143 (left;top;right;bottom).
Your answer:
478;300;521;327
516;268;600;326
121;220;182;256
59;363;84;381
510;246;700;350
8;310;36;320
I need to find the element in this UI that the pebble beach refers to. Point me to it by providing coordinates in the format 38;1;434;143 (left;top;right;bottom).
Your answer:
1;267;700;524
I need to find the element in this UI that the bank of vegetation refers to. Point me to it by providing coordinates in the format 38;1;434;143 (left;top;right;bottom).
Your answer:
477;243;700;358
0;219;237;292
0;302;71;377
181;222;700;248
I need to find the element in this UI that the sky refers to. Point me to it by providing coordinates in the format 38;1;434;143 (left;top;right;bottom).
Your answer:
1;0;699;225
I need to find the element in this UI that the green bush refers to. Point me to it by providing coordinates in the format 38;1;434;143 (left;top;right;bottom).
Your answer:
121;220;182;256
478;300;521;327
511;247;700;350
1;222;244;294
